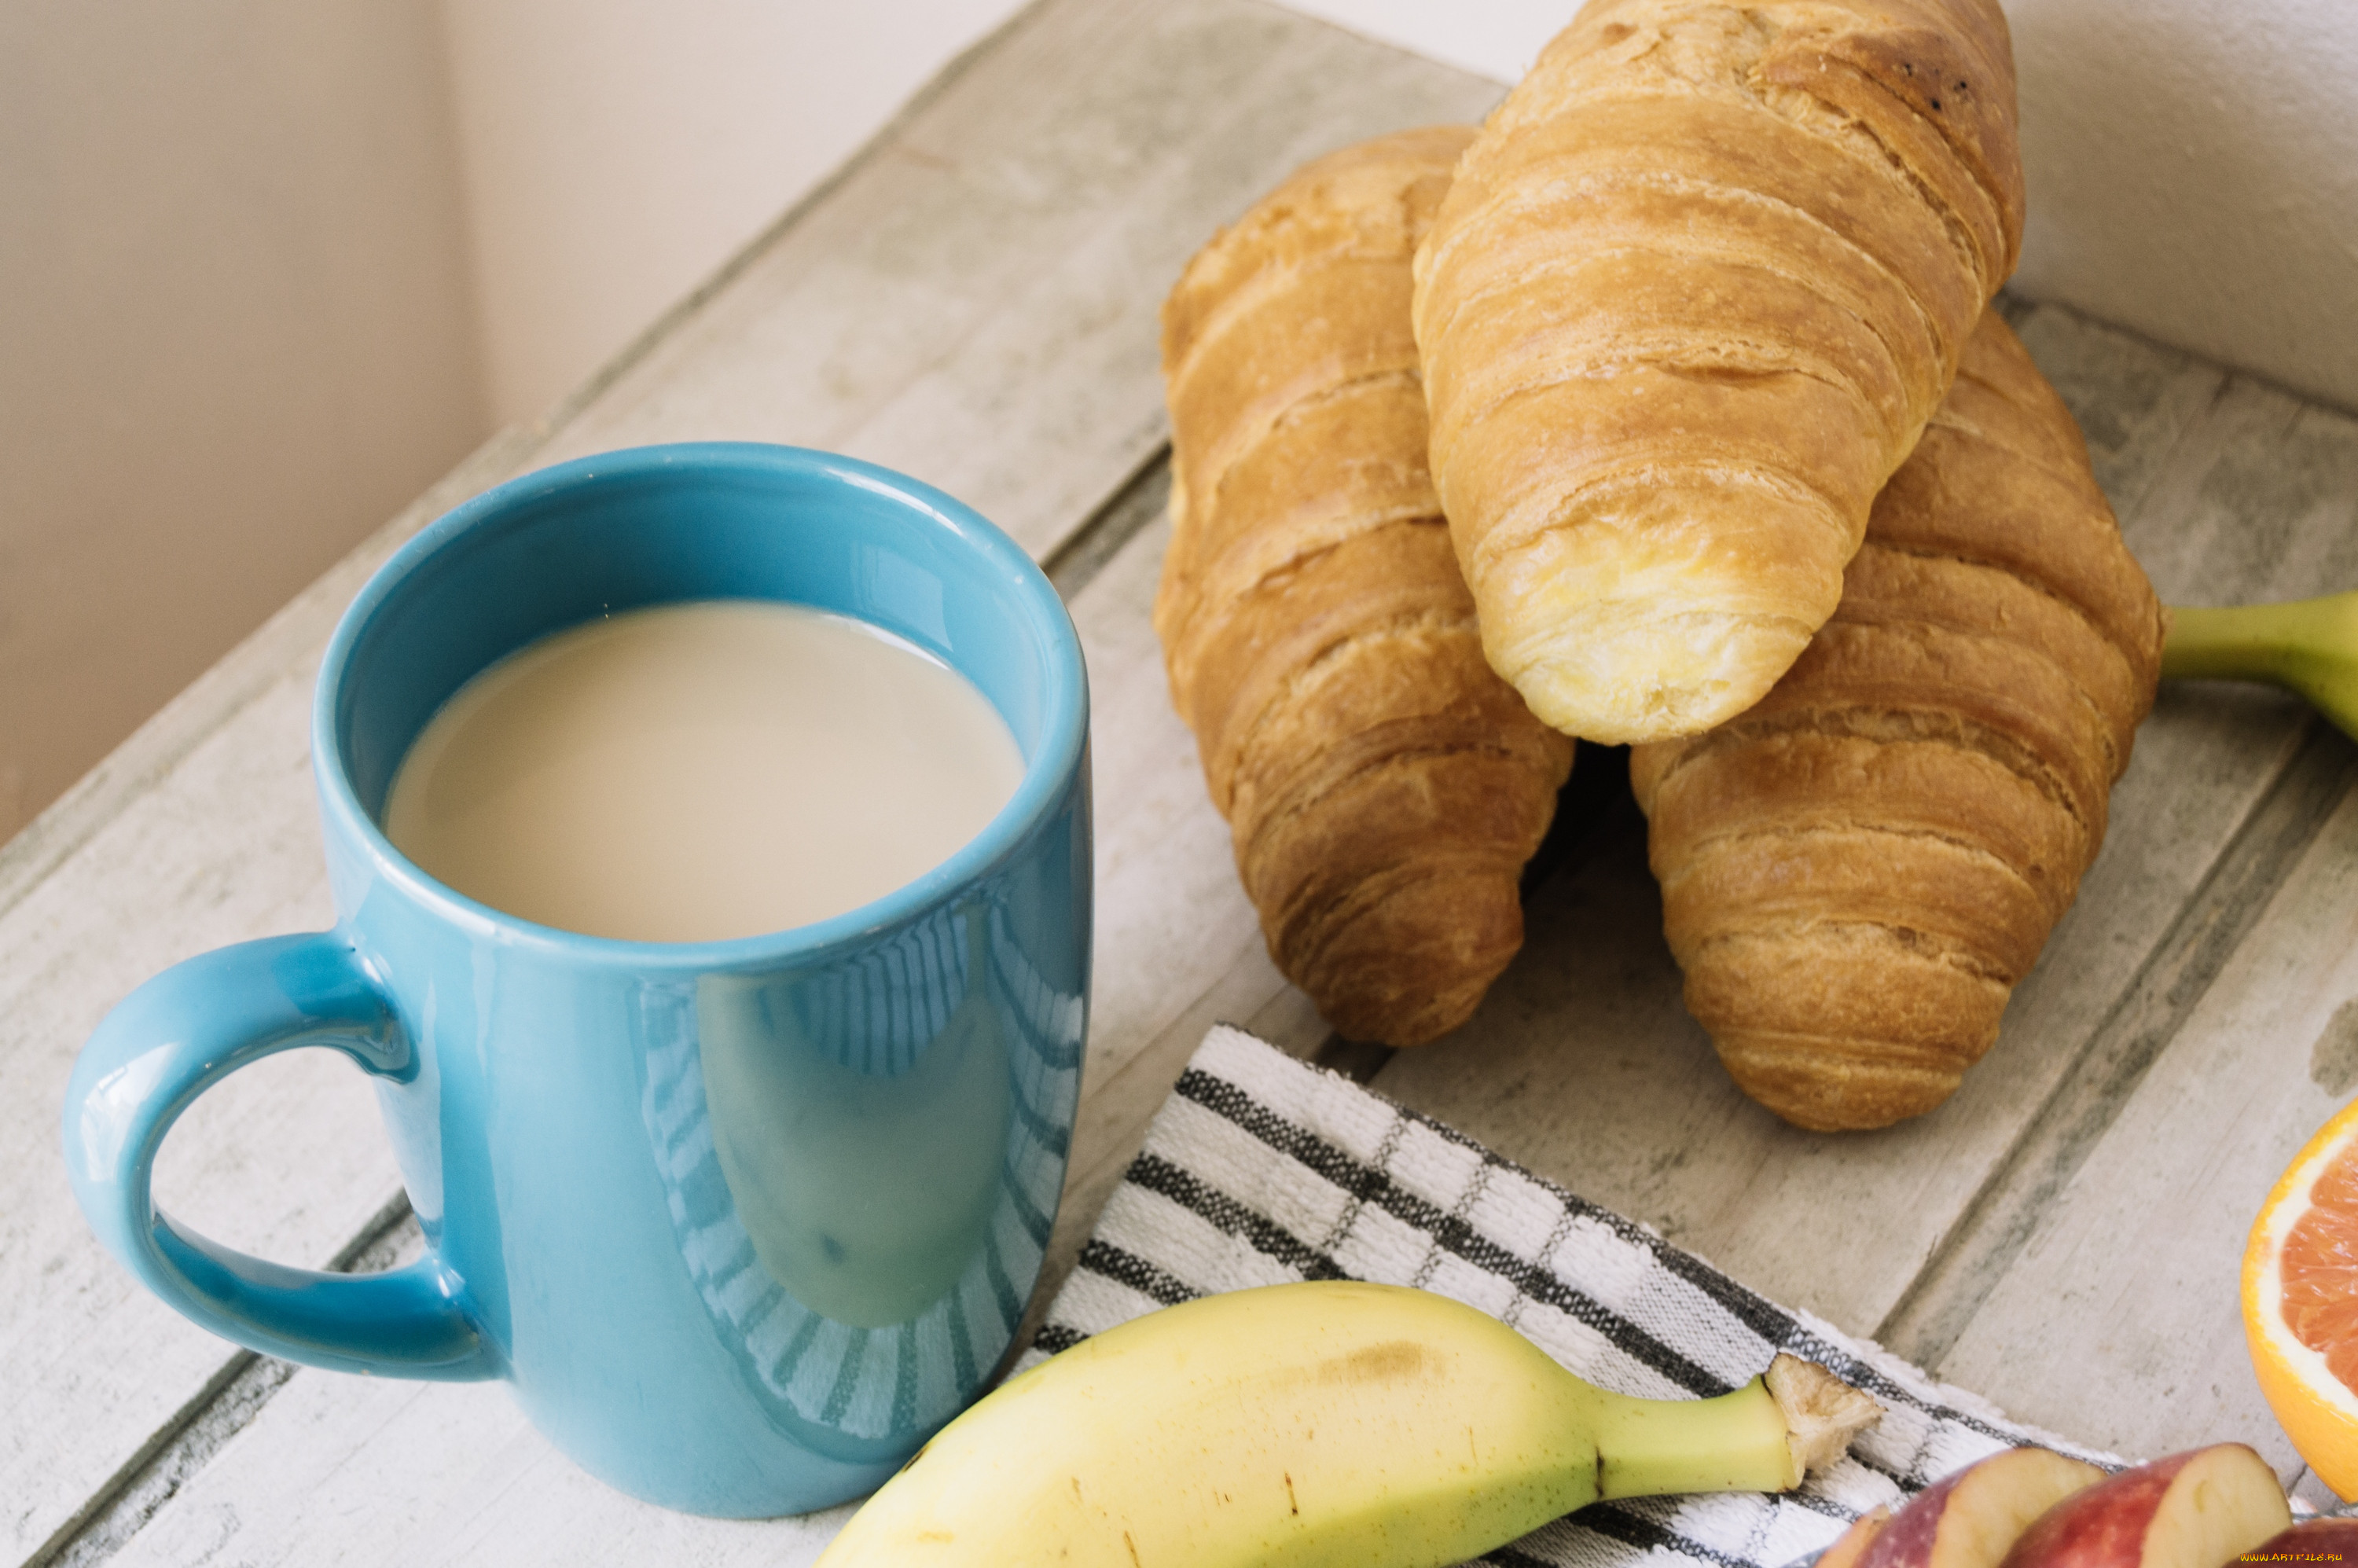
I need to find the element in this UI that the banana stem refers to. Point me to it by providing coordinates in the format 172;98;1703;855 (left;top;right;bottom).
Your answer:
1589;1377;1798;1500
2165;602;2326;683
1589;1356;1879;1501
2162;593;2358;742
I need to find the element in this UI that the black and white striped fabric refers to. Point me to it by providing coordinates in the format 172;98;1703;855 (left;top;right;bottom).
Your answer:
1029;1024;2116;1568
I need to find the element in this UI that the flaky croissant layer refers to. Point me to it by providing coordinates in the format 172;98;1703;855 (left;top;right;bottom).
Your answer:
1158;127;1574;1047
1632;313;2165;1131
1414;0;2026;745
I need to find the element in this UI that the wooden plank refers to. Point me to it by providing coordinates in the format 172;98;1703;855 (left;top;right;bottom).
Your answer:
1933;764;2358;1474
1357;302;2272;1339
1;655;417;1563
1854;355;2358;1374
1020;501;1335;1348
1901;380;2358;1466
96;1372;850;1568
43;1206;417;1568
2001;295;2228;530
1869;719;2358;1356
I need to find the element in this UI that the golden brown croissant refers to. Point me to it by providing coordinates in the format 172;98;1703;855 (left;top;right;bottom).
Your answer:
1413;0;2025;744
1156;127;1575;1048
1630;311;2165;1130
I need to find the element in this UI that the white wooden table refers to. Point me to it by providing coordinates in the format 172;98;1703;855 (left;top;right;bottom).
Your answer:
11;1;2358;1560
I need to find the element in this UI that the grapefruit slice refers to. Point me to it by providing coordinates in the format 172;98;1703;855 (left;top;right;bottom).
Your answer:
2245;1096;2358;1498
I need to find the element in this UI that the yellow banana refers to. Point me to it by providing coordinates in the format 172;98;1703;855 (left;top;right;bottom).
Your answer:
816;1280;1875;1568
2162;593;2358;742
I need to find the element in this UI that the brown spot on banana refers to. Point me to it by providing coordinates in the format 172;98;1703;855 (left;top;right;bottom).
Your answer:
1319;1339;1431;1383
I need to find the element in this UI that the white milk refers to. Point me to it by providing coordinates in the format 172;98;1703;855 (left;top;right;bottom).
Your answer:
383;600;1025;942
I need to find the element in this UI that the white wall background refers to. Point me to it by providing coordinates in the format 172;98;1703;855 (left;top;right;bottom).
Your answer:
439;0;1024;426
6;0;2357;845
2006;0;2358;414
0;0;485;843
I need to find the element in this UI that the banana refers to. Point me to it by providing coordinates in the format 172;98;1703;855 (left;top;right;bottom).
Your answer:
2162;592;2358;744
816;1280;1876;1567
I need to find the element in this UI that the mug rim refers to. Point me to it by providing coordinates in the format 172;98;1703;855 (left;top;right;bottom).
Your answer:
310;441;1089;971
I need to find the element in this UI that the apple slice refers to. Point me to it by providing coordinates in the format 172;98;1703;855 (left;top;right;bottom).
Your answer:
2242;1518;2358;1566
1821;1507;1894;1568
1858;1448;2109;1568
1994;1445;2291;1568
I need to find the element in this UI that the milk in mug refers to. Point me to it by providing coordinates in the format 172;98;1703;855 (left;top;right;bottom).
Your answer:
383;599;1026;942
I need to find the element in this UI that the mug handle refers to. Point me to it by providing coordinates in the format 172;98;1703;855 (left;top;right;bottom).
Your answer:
61;931;493;1380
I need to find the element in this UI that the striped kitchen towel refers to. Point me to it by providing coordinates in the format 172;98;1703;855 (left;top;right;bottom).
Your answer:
1028;1024;2117;1568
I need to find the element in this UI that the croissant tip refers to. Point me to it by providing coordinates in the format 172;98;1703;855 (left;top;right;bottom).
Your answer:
1719;1046;1968;1133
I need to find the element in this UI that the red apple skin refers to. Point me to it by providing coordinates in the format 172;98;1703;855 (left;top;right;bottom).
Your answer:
1998;1452;2191;1568
2240;1519;2358;1565
1995;1445;2290;1568
1859;1448;2107;1568
1868;1471;1981;1566
1865;1465;1977;1568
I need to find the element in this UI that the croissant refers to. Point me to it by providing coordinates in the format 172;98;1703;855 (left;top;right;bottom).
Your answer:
1413;0;2024;744
1630;311;2165;1130
1156;127;1576;1048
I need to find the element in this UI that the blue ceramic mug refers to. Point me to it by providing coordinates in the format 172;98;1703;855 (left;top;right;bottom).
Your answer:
60;443;1092;1517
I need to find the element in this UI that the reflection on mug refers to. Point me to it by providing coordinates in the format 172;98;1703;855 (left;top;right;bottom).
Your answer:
635;892;1082;1449
701;905;1008;1327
